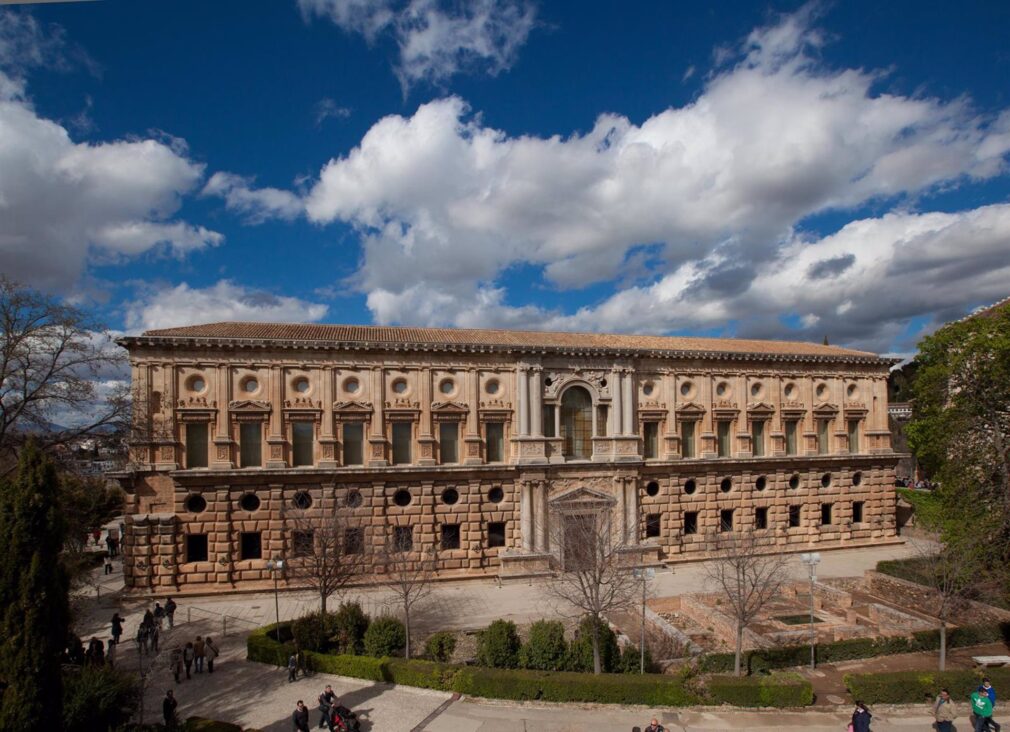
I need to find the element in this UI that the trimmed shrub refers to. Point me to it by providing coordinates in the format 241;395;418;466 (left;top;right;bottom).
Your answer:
519;620;567;671
618;643;655;674
364;615;405;658
477;619;521;669
844;668;1010;705
385;658;458;690
247;624;294;666
707;673;813;708
62;665;140;732
331;601;370;655
291;612;330;653
424;631;457;663
567;616;620;673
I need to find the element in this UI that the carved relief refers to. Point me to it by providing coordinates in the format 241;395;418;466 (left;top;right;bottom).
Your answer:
177;396;216;408
284;397;322;409
543;368;612;399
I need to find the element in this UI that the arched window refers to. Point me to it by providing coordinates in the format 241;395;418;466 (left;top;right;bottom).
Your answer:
561;386;593;459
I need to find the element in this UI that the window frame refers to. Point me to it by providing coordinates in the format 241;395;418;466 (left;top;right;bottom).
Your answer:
185;422;209;469
291;421;315;467
239;420;263;468
487;521;506;548
391;421;413;465
185;533;209;563
485;421;505;463
441;523;461;551
439;421;459;464
342;422;365;466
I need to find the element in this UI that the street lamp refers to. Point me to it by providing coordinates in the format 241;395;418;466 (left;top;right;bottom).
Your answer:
799;552;821;670
266;558;285;641
632;567;656;674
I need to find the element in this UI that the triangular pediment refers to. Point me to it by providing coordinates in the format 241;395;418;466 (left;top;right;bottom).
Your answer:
676;401;706;416
813;402;839;416
229;399;270;412
431;400;469;414
333;400;373;414
747;401;776;415
549;486;617;507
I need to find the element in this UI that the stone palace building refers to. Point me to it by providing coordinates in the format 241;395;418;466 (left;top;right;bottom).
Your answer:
116;322;900;592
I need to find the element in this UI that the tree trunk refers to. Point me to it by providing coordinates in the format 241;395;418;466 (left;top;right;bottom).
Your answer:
734;623;744;677
939;619;947;671
592;617;602;675
321;589;327;616
405;605;412;659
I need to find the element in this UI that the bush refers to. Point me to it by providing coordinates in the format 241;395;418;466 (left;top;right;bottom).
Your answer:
364;615;405;657
477;619;521;669
331;601;370;655
62;666;140;732
248;624;294;666
844;668;1010;705
618;643;655;674
291;612;331;653
385;658;458;690
567;616;620;673
707;673;813;707
424;631;457;663
519;620;567;671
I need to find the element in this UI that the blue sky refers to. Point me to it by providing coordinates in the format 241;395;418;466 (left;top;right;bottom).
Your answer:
2;0;1009;355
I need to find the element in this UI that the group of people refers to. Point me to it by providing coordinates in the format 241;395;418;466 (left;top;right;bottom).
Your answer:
169;635;220;682
932;678;1000;732
290;684;359;732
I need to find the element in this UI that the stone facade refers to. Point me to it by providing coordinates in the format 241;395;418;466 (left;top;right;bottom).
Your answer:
115;322;900;593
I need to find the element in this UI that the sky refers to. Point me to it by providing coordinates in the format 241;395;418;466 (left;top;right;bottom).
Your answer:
1;0;1009;356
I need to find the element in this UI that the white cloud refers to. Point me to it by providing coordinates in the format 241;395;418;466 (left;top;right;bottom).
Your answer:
202;172;304;224
298;0;536;89
315;97;352;126
124;281;330;333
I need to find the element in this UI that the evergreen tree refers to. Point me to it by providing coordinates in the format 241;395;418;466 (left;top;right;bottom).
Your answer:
0;440;70;729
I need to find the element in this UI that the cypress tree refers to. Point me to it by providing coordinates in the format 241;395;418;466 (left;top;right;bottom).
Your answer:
0;440;70;729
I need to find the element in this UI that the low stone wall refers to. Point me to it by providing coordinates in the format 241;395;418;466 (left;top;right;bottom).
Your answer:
866;570;1010;624
678;596;772;650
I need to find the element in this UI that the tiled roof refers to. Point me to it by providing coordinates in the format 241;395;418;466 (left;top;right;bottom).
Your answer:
136;321;880;359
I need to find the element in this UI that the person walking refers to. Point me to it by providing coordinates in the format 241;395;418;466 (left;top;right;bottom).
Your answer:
983;678;998;707
165;597;177;629
111;613;123;645
153;602;165;630
104;552;114;575
205;636;219;673
288;652;298;683
317;685;337;730
162;690;178;729
644;719;666;732
851;700;872;732
170;647;183;684
92;528;101;546
292;700;311;732
150;622;160;654
143;609;154;628
183;641;195;680
193;636;206;673
136;622;149;655
935;688;957;732
973;684;1001;732
105;534;115;557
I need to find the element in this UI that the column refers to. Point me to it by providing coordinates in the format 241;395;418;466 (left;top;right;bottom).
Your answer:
517;366;530;436
466;368;480;435
530;367;542;436
265;365;286;468
319;366;337;468
622;369;634;435
368;366;387;465
520;481;533;552
536;480;549;552
611;367;623;435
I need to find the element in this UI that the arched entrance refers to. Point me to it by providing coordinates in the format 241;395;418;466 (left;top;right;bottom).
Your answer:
561;386;593;459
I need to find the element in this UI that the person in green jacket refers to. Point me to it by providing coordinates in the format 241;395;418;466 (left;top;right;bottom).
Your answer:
972;686;1000;732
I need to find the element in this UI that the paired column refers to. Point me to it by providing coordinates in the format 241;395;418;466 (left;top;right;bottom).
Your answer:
520;481;534;552
610;367;623;435
529;367;542;436
517;366;530;436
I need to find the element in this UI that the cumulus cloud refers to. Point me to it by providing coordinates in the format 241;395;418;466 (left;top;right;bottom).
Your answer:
298;0;536;89
124;280;330;333
202;172;304;224
0;11;221;291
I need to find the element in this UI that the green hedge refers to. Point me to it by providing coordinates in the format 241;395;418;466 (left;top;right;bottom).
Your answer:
707;673;813;708
844;668;1010;705
698;622;1010;674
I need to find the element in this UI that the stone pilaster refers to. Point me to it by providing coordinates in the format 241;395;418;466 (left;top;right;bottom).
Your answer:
368;366;388;466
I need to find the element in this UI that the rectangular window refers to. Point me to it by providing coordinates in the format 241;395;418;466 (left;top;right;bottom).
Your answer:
643;421;659;459
751;420;765;458
393;526;413;552
847;419;860;453
439;421;459;464
817;419;830;455
240;532;262;560
852;501;864;524
343;423;364;465
717;421;732;458
788;505;801;528
441;523;461;550
645;513;661;538
596;406;608;437
681;422;696;458
486;422;504;463
186;534;208;563
821;503;833;526
391;422;412;465
186;422;208;468
292;530;314;558
487;521;506;548
785;420;798;455
239;422;262;468
344;528;364;555
543;406;556;438
755;507;768;530
292;422;314;466
683;511;698;535
720;509;734;532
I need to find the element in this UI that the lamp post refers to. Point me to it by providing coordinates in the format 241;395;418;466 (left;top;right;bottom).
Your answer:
800;552;821;670
632;567;655;674
266;558;285;641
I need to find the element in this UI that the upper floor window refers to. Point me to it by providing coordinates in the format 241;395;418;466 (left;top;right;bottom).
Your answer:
292;422;314;467
681;421;696;459
751;420;765;458
186;422;208;468
643;421;659;459
439;421;459;464
485;422;504;463
596;405;609;437
847;419;860;453
784;419;799;456
561;386;593;459
240;422;262;468
717;421;732;458
391;422;412;465
817;419;830;455
343;423;364;466
543;405;556;438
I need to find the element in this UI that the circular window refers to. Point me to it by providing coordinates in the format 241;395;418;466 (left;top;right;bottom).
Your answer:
344;378;360;394
441;488;459;505
645;481;660;497
189;376;206;393
600;378;607;388
242;377;258;394
821;473;832;488
293;377;310;393
755;476;767;491
292;491;313;510
750;383;762;398
788;474;800;490
544;377;553;387
720;477;732;493
346;490;362;508
393;489;412;507
643;382;654;396
847;384;858;398
784;383;796;398
392;379;408;394
439;379;454;395
684;479;697;495
239;493;261;512
852;471;863;487
486;380;500;395
716;382;729;397
184;494;207;513
680;381;693;397
816;384;828;399
488;486;505;504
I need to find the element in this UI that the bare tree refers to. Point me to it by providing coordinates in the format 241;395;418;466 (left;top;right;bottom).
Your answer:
704;531;791;676
0;278;129;473
376;530;435;659
542;508;639;674
284;499;364;615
